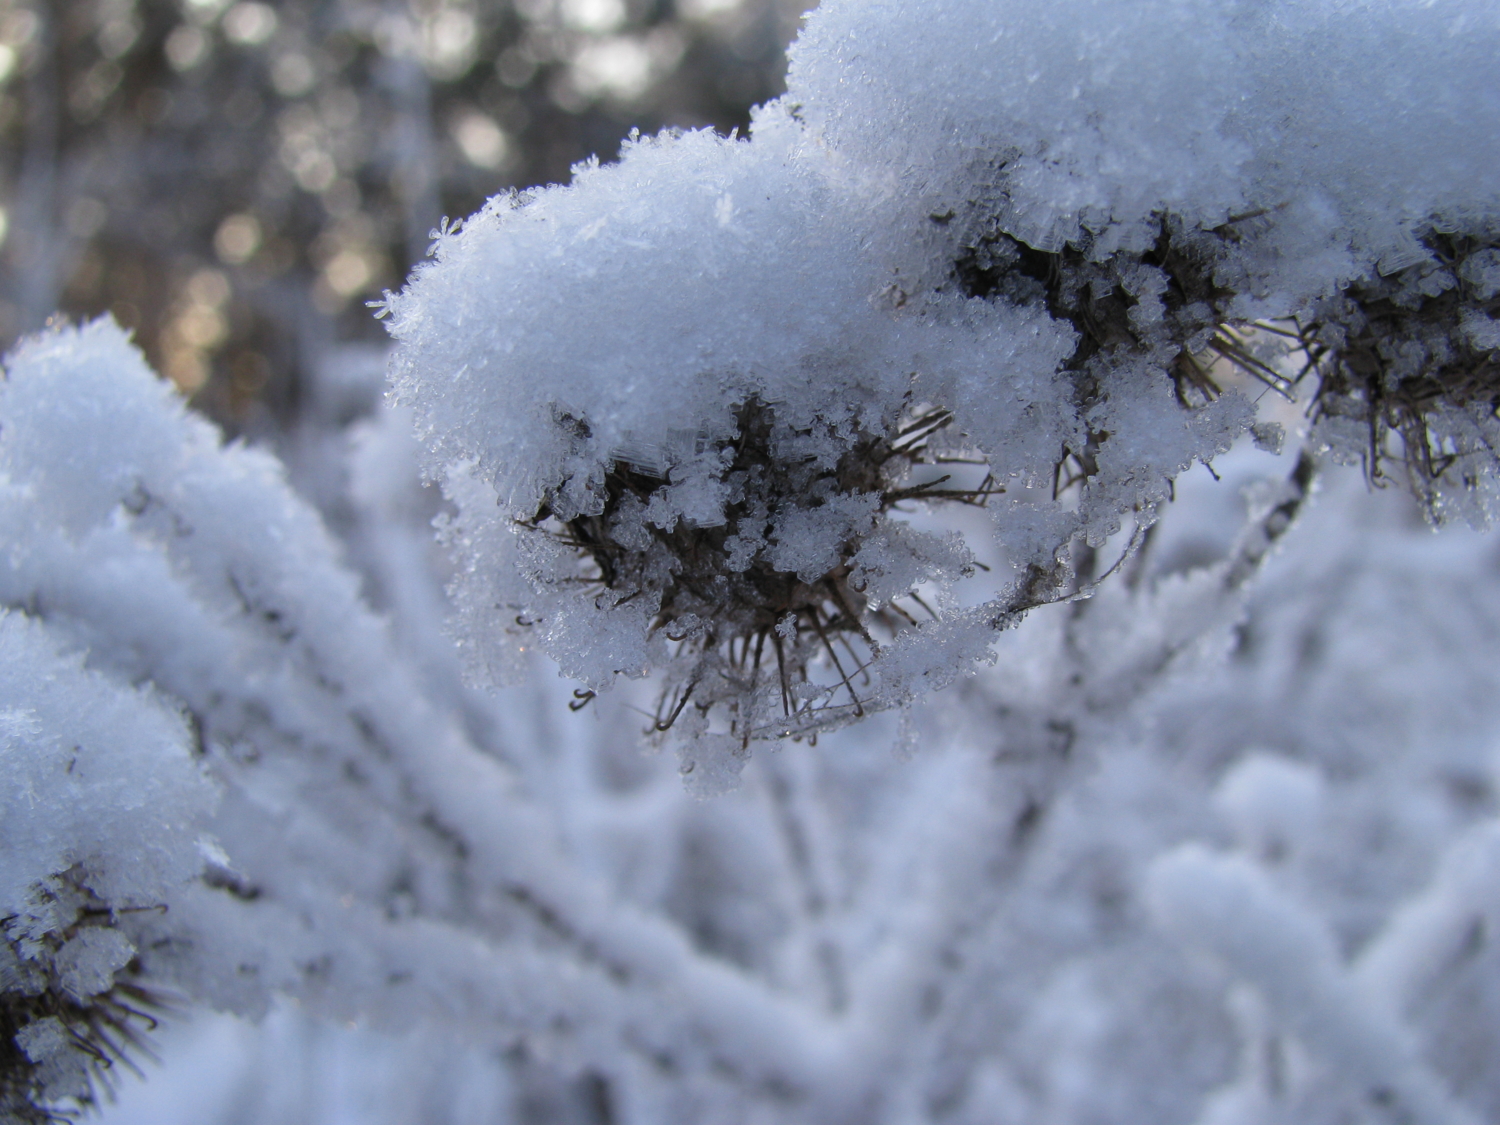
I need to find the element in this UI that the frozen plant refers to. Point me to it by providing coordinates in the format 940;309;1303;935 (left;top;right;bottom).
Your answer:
386;0;1500;782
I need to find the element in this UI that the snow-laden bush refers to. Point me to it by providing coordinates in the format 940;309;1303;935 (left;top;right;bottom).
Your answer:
2;0;1499;1122
385;0;1500;784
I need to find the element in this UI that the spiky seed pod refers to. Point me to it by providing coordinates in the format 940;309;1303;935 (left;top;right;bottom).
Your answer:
525;397;998;761
1;880;165;1125
1302;228;1500;520
955;211;1500;522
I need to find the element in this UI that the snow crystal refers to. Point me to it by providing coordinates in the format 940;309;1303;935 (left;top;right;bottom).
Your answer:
54;928;137;1002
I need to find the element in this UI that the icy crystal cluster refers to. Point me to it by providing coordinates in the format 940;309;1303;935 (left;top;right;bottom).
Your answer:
387;0;1500;767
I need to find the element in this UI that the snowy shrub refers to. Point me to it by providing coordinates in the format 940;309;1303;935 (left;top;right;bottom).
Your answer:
2;0;1499;1122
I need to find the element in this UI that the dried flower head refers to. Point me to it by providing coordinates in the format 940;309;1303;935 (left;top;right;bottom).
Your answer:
2;878;165;1124
1302;228;1500;521
515;395;1000;779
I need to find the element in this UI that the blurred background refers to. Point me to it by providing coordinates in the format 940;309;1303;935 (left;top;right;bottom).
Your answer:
0;0;809;436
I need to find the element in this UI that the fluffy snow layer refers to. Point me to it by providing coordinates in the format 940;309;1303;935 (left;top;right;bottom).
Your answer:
792;0;1500;275
0;616;210;926
386;0;1499;757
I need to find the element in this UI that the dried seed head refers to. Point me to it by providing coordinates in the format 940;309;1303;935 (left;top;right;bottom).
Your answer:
515;396;998;783
957;209;1500;525
1303;228;1500;523
2;879;165;1124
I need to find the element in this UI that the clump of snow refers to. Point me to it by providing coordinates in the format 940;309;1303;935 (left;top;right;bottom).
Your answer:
386;127;1094;760
791;0;1500;305
0;612;213;923
1214;753;1325;865
0;608;215;1117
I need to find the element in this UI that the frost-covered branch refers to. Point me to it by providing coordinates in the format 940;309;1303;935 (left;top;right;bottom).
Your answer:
0;323;834;1115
